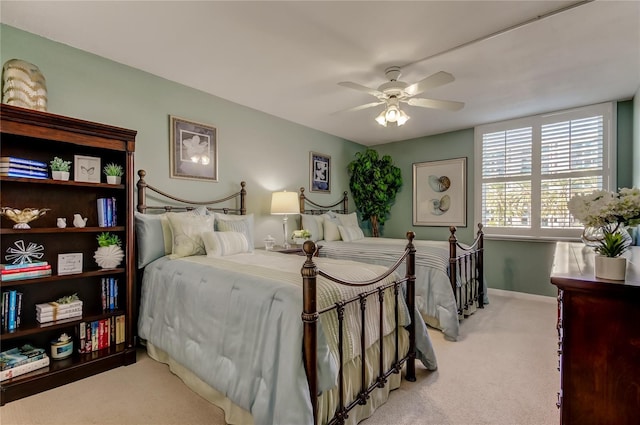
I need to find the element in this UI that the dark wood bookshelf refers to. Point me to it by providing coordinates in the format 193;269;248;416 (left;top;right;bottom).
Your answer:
0;104;137;405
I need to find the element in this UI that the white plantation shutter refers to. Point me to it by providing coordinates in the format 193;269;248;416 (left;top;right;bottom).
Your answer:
475;102;614;239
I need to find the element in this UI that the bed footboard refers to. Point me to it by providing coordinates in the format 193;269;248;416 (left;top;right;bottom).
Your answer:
449;224;484;317
302;232;417;425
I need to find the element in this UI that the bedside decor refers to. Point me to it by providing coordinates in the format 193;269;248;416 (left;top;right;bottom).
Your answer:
50;156;71;181
291;229;311;245
103;163;124;185
1;59;47;111
0;206;50;229
94;232;124;269
271;191;300;249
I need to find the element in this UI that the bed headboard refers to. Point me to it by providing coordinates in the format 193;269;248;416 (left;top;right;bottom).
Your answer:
136;169;246;215
298;187;348;215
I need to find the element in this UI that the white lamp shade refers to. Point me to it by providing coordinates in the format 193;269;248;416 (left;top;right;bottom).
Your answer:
271;191;300;215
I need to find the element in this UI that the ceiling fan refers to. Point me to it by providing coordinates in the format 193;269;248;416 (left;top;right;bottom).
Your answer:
337;66;464;127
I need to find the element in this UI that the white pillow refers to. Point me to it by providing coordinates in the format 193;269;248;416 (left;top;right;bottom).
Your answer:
338;225;365;242
322;213;341;241
166;212;214;258
301;215;324;242
333;212;359;227
214;213;254;252
202;231;250;257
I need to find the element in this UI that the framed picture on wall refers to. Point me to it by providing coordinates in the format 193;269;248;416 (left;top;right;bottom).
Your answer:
310;152;331;193
169;116;218;181
413;157;467;226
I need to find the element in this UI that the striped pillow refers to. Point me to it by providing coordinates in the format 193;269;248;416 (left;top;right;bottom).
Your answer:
214;213;254;252
338;225;365;242
202;231;250;257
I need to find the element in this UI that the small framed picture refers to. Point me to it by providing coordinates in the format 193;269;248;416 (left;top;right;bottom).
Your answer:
74;155;101;183
170;116;218;181
58;253;83;275
310;152;330;193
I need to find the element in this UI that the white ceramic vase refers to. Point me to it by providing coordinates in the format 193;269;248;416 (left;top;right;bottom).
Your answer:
94;245;125;269
594;255;627;281
106;175;121;185
52;171;70;181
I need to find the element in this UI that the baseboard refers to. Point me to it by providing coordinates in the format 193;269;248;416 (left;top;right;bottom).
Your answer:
487;287;556;304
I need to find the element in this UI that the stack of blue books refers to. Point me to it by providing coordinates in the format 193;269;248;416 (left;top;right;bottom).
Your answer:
0;156;48;179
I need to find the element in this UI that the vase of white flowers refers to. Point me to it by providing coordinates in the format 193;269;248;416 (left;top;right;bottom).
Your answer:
568;187;640;280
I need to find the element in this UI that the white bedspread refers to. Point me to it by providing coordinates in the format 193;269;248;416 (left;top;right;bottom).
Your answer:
138;250;436;425
318;237;489;341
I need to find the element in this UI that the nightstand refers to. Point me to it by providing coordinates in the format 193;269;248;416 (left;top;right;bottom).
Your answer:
266;244;322;256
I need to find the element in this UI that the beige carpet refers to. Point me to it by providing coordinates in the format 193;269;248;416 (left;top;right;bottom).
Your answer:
0;291;560;425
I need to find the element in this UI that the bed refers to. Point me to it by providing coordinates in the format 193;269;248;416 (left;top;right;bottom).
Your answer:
298;187;487;341
134;170;437;425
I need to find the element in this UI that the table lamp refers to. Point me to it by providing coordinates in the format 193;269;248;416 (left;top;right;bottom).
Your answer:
271;191;300;249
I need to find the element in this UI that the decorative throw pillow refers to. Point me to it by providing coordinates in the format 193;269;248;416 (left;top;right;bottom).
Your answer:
322;213;342;241
202;231;250;257
338;225;365;242
301;214;324;242
135;212;169;268
166;212;214;259
214;213;254;252
333;212;359;227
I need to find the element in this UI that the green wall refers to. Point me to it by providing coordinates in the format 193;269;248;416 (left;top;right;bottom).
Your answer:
0;24;362;245
1;24;635;297
376;101;635;297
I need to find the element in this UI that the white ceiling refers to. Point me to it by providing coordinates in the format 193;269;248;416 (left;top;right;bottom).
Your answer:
2;1;639;146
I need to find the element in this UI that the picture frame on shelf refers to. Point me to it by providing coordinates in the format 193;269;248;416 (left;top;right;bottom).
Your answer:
73;155;101;183
412;157;467;227
310;151;331;193
169;116;218;181
57;253;83;275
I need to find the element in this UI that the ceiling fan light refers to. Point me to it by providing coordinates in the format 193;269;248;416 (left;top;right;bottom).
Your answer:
385;105;399;122
397;110;410;126
375;111;387;126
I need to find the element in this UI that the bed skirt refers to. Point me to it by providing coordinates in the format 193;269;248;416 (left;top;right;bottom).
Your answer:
145;329;408;425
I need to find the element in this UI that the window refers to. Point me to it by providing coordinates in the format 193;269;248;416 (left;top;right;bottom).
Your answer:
474;102;615;240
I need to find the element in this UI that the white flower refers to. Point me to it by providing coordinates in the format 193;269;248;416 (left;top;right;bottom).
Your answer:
568;187;640;228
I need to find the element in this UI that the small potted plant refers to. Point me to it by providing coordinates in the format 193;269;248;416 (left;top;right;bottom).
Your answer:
594;230;630;280
291;229;312;245
50;156;71;181
103;163;124;185
93;232;124;269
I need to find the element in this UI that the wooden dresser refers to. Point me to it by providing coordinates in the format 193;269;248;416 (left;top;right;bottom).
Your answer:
550;242;639;425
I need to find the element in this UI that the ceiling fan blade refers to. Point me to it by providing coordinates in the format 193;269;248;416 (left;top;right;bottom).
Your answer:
338;81;384;97
331;101;385;115
407;97;465;111
403;71;455;97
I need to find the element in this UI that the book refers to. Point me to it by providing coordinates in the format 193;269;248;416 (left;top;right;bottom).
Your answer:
91;321;99;351
7;290;16;331
16;292;22;327
106;197;113;227
97;198;107;227
36;309;83;323
109;277;115;310
1;269;52;281
1;291;8;330
36;300;83;313
1;261;48;271
0;156;48;168
101;278;107;311
0;344;47;371
78;321;87;354
0;163;47;172
0;168;48;177
0;171;48;179
111;196;118;226
0;355;49;381
1;264;51;275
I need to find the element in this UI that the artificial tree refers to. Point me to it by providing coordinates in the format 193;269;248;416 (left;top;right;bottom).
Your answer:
347;148;402;237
